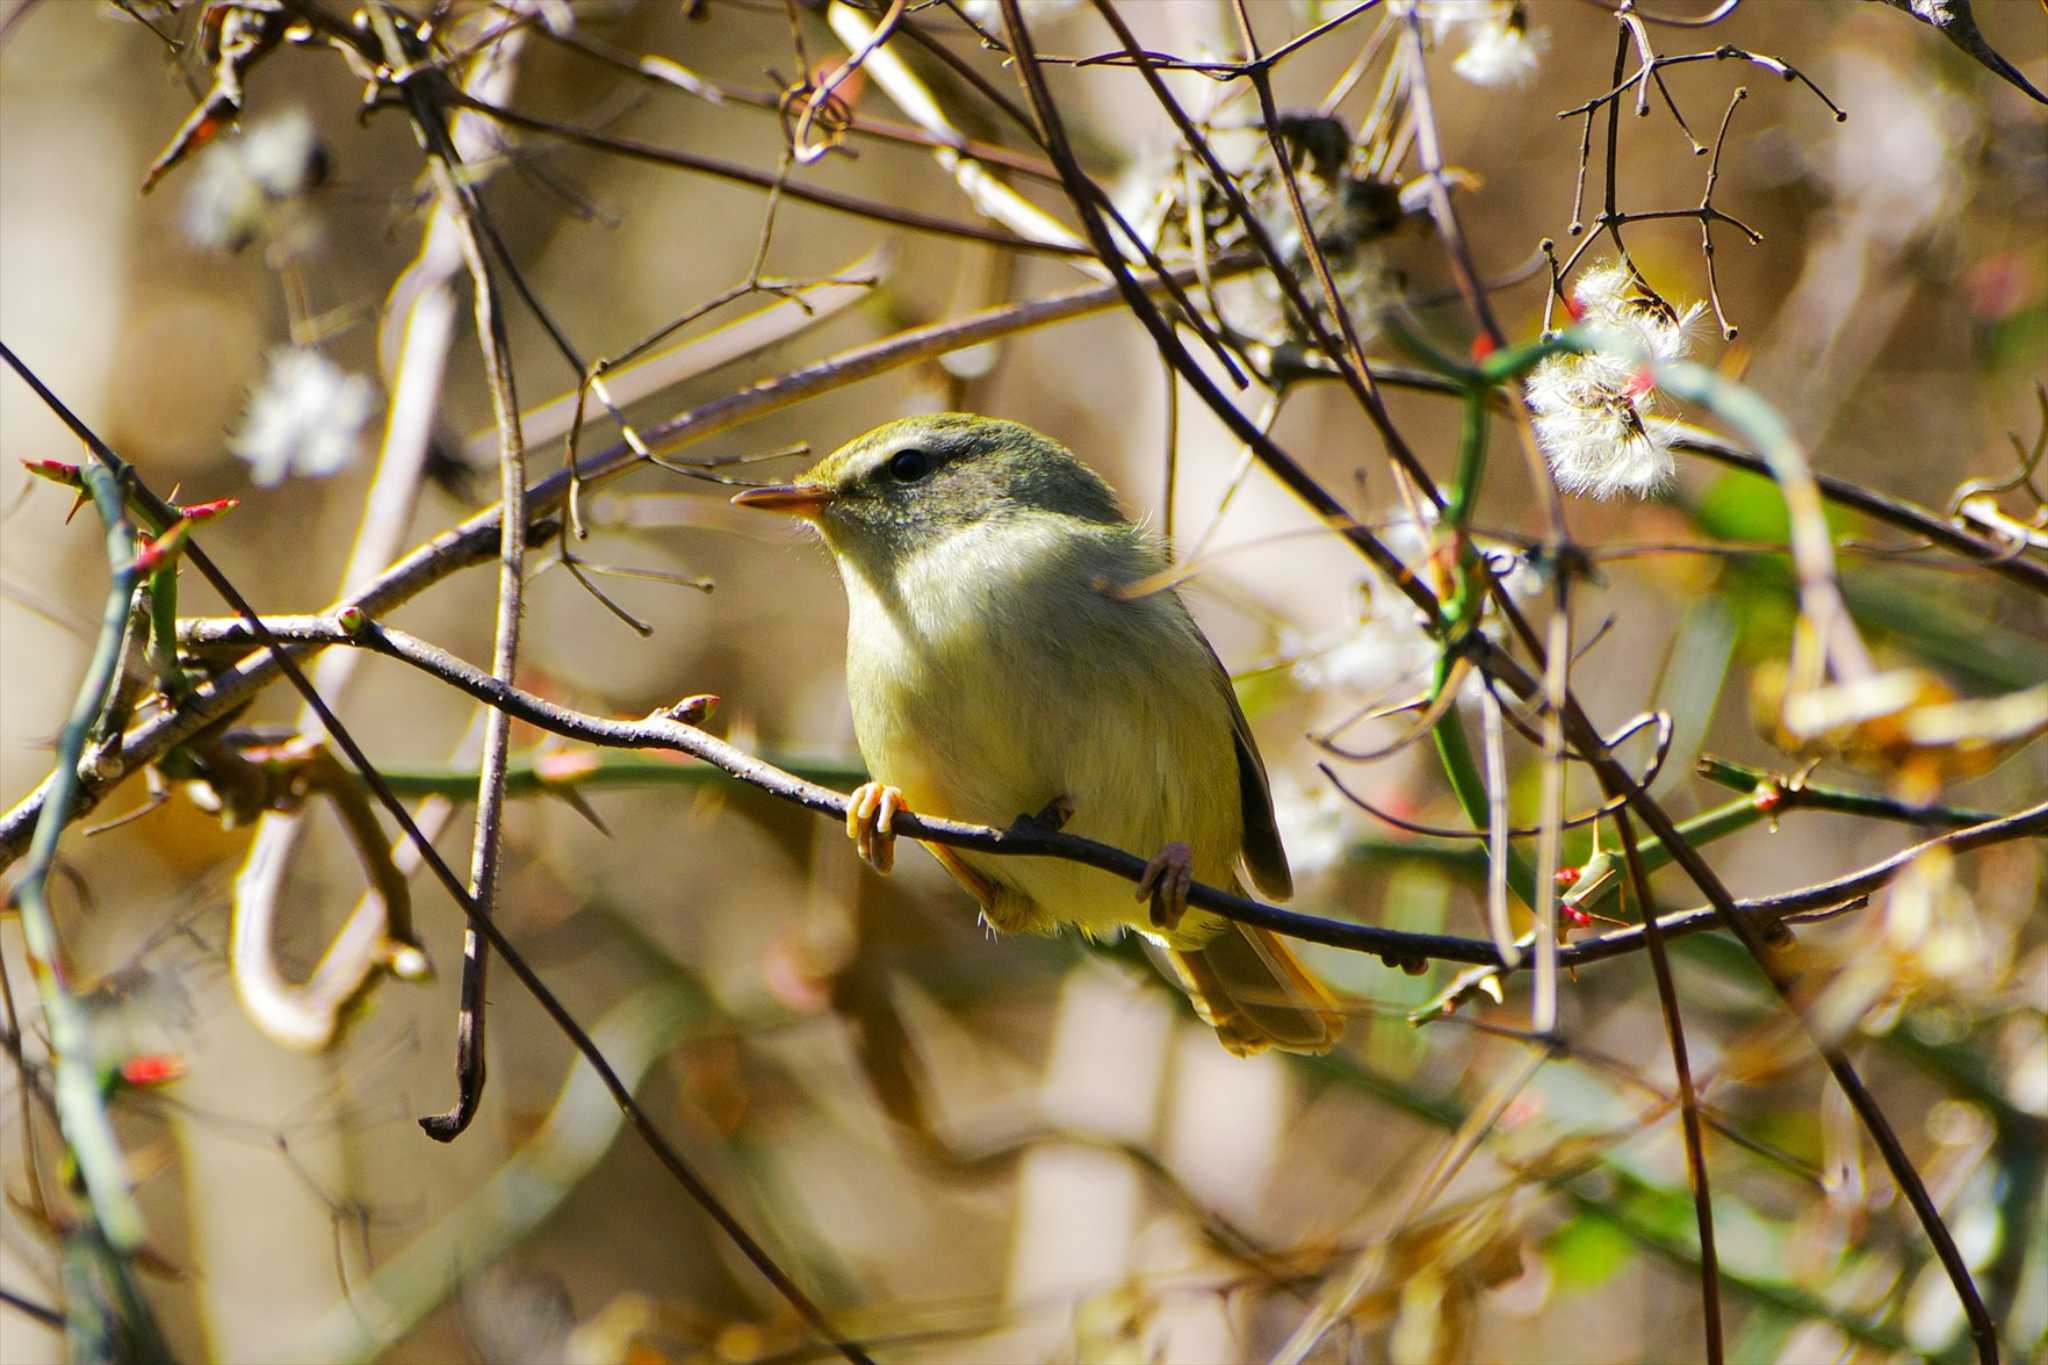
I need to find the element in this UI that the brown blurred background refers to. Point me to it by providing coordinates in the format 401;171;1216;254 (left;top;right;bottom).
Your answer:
2;1;2044;1361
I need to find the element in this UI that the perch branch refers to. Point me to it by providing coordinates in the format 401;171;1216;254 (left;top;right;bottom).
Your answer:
176;614;2048;975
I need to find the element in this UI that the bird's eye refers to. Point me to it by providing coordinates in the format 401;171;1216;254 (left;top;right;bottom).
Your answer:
886;448;933;483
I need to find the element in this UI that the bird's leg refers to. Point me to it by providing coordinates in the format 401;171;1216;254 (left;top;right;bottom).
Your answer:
846;781;909;874
1135;841;1194;932
926;843;1001;915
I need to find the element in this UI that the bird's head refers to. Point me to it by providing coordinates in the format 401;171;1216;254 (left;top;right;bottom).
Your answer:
731;414;1125;570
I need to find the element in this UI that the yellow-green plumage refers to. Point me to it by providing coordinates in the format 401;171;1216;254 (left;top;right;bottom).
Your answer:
748;414;1341;1055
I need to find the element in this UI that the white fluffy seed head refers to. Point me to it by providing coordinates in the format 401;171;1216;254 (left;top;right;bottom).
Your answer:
230;348;376;486
1571;262;1704;362
1528;261;1704;498
1429;2;1547;88
183;108;325;253
1451;4;1546;89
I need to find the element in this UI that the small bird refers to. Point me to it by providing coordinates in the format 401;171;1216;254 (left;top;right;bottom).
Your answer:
733;414;1343;1055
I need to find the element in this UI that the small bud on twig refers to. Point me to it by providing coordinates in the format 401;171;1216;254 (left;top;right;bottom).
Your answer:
668;694;720;724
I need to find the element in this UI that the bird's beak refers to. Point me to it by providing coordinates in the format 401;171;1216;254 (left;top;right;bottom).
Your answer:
730;482;836;518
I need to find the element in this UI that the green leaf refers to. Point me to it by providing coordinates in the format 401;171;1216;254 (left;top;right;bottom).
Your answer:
1694;468;1852;545
1544;1213;1635;1291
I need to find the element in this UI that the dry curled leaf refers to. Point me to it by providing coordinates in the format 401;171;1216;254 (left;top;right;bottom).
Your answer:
1340;1195;1527;1363
1757;663;2047;796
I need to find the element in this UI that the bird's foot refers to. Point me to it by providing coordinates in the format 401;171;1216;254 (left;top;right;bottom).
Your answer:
1136;841;1194;932
846;781;908;874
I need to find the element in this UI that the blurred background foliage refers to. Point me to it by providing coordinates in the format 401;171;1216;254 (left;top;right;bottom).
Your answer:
0;1;2043;1362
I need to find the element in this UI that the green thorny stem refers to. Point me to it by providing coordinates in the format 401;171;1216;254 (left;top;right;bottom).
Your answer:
26;459;198;699
142;564;190;700
11;463;172;1361
1392;314;1544;922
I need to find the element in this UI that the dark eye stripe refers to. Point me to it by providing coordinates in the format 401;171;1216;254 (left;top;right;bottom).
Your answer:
886;448;933;482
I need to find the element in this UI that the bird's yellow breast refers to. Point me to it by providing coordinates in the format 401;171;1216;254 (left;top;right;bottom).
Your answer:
836;514;1244;938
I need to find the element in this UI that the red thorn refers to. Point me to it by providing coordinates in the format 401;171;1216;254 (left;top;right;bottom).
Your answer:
22;458;84;486
177;496;240;522
1468;334;1497;362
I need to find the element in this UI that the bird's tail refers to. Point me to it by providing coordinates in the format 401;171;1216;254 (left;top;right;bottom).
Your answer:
1167;920;1345;1056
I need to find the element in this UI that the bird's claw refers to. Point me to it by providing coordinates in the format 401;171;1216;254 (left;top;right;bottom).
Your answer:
1136;841;1194;932
847;781;908;874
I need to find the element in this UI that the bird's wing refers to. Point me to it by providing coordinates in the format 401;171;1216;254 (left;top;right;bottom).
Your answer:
1196;632;1294;901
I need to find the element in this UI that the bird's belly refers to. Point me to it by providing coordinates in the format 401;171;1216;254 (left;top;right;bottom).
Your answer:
874;691;1208;940
845;562;1241;941
848;619;1072;835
